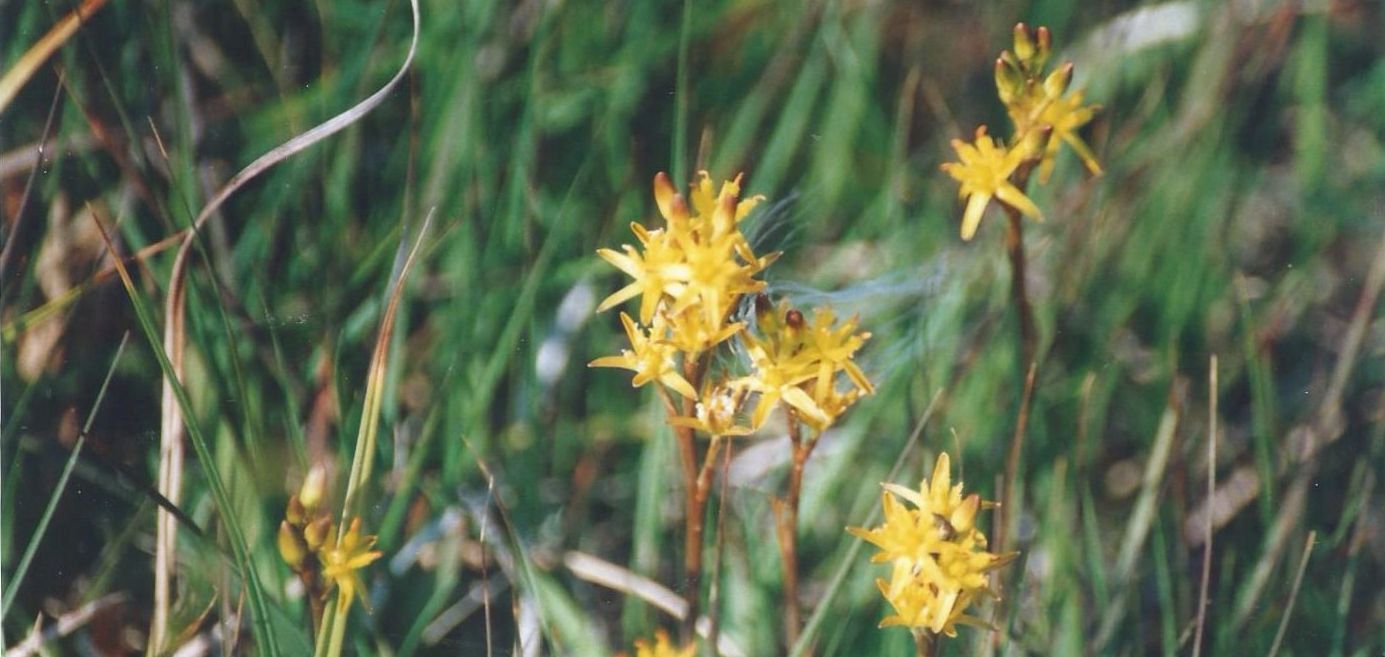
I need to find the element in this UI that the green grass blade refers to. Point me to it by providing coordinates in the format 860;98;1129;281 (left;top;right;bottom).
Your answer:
91;214;281;657
1;332;130;619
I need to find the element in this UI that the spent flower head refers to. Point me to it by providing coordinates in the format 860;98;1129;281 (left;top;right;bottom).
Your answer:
849;453;1015;637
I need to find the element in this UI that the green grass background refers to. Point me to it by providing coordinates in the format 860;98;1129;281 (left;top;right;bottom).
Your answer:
2;0;1384;655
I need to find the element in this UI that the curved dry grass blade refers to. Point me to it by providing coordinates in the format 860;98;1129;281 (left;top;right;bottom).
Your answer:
150;1;421;651
0;333;129;619
90;208;281;657
0;0;107;115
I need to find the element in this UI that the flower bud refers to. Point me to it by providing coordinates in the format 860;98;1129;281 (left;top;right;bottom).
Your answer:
298;464;327;514
285;495;306;526
995;57;1024;106
277;520;307;568
1012;23;1035;62
1044;62;1074;99
304;516;332;552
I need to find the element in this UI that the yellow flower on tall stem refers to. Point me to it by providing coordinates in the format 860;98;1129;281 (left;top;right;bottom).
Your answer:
941;126;1042;241
320;518;383;616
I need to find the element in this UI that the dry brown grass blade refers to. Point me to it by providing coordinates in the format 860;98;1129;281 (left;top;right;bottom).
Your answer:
149;0;421;651
1;231;187;342
5;593;128;657
0;0;108;115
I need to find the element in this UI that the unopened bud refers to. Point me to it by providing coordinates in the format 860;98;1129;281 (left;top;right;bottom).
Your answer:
785;309;805;330
299;464;327;513
754;294;773;323
304;516;332;551
277;521;307;568
1044;62;1074;98
995;57;1024;105
286;495;306;526
1012;23;1035;62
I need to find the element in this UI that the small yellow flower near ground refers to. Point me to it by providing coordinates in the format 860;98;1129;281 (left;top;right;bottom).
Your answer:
941;126;1042;241
849;453;1016;638
320;517;383;615
624;629;696;657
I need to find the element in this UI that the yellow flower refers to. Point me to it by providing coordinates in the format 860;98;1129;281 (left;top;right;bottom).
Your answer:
320;518;383;615
941;126;1042;241
627;629;696;657
1033;85;1101;182
596;222;688;325
995;26;1102;183
848;453;1015;637
596;171;775;352
589;312;698;400
736;300;873;431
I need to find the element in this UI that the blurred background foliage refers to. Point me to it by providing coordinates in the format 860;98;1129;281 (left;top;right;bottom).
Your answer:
2;0;1384;655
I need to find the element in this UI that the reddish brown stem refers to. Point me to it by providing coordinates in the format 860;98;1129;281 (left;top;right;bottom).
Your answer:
675;357;711;640
775;415;809;651
1003;208;1036;371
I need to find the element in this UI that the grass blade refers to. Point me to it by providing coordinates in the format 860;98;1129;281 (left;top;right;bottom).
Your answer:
0;0;107;115
90;209;281;657
0;332;129;619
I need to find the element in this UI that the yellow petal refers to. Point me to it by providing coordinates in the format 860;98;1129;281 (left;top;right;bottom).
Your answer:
661;372;698;400
994;183;1042;221
960;193;991;240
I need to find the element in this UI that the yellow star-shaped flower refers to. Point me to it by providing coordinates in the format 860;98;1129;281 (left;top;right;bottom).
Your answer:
320;518;383;616
589;312;698;400
941;126;1042;241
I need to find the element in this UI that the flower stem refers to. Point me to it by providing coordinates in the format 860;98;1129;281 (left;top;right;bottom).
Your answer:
1003;207;1036;371
913;630;940;657
674;357;710;641
775;414;809;652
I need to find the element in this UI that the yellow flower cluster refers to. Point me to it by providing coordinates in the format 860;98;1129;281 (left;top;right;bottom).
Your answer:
943;23;1102;240
849;453;1015;637
277;466;383;616
594;172;774;359
735;298;874;432
592;172;872;436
